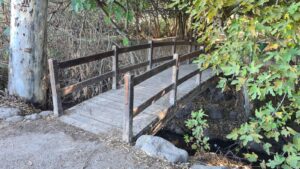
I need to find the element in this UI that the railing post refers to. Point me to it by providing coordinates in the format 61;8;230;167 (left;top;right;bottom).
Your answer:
48;59;63;117
196;46;205;85
147;40;154;71
187;39;193;64
112;45;119;89
172;38;177;54
169;53;179;105
123;72;134;143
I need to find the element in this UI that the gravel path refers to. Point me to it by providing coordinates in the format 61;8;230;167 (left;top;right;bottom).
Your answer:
0;119;179;169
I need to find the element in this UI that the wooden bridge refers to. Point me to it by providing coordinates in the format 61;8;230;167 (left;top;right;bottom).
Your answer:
48;40;214;143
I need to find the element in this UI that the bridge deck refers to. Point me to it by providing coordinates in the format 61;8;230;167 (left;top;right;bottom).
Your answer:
60;64;213;139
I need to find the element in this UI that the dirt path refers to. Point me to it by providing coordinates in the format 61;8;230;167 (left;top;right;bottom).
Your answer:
0;119;179;169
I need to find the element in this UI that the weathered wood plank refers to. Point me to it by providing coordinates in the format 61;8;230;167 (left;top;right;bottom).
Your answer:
152;56;173;64
59;51;114;69
133;59;176;86
119;61;149;74
169;54;179;105
61;71;114;96
112;46;119;89
133;83;174;117
48;59;63;117
179;50;202;62
123;73;134;143
118;44;151;53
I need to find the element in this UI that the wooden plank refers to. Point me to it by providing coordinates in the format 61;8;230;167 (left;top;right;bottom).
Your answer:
123;73;134;143
61;71;114;96
133;59;176;86
112;46;119;89
179;50;202;62
177;69;200;86
119;61;149;74
152;41;174;47
169;54;179;105
59;51;114;69
152;56;173;64
48;59;63;117
118;44;151;53
133;83;173;117
147;40;154;70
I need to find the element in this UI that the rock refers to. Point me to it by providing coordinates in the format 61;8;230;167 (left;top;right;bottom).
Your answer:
205;104;223;119
0;107;21;119
39;111;53;118
191;164;229;169
25;113;41;121
135;135;188;163
5;116;24;123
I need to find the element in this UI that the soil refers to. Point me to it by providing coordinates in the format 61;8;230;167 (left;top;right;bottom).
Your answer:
0;119;182;169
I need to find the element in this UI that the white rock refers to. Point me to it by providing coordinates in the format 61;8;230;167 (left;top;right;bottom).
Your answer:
191;164;229;169
135;135;188;163
5;116;24;123
25;113;41;121
0;107;21;119
39;111;53;118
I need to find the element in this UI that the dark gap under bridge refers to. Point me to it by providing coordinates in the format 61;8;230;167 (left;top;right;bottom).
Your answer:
48;39;215;143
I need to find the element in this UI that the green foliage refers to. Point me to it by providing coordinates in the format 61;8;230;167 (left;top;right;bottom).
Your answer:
184;109;210;152
171;0;300;168
71;0;97;12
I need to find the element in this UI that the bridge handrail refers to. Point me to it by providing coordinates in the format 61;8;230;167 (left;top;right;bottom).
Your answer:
48;39;200;117
123;50;204;142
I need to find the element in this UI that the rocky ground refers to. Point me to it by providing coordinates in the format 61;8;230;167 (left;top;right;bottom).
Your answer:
0;119;180;169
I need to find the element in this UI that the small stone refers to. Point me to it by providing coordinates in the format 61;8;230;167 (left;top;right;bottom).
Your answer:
39;111;53;118
27;160;33;166
191;164;229;169
5;116;24;123
135;135;189;163
25;113;41;121
0;107;21;119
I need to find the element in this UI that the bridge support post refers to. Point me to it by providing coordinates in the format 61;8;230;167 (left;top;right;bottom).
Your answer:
112;45;119;90
147;40;154;71
48;59;63;117
123;73;134;143
169;53;179;105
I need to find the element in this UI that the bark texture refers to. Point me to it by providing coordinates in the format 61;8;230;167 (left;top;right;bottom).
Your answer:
9;0;48;106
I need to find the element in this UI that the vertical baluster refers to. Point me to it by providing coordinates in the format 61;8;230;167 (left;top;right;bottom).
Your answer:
48;59;63;117
169;53;179;105
147;40;154;71
112;45;119;89
123;73;134;143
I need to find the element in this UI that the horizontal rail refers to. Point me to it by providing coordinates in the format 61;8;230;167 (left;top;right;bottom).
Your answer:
133;83;174;117
133;59;176;86
59;51;114;69
152;56;173;63
177;69;200;86
61;71;115;96
119;61;149;73
179;50;202;62
118;44;151;53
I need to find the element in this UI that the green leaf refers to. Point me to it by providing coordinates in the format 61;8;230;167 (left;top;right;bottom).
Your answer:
244;152;258;162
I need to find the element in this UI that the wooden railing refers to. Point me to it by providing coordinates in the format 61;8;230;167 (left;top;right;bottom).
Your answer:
122;50;204;143
48;39;200;117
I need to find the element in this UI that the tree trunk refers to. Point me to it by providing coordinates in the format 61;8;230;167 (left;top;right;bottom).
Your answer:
9;0;48;107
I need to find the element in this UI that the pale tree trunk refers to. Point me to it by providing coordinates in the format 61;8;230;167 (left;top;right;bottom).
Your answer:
9;0;48;107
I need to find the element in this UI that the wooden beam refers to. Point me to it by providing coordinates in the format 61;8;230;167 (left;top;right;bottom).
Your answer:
118;44;151;53
133;83;174;117
48;59;63;117
169;54;179;105
147;40;154;70
152;56;173;64
112;46;119;89
179;50;202;63
123;73;134;143
177;69;200;86
59;51;114;69
61;71;115;96
133;59;176;86
119;61;149;74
